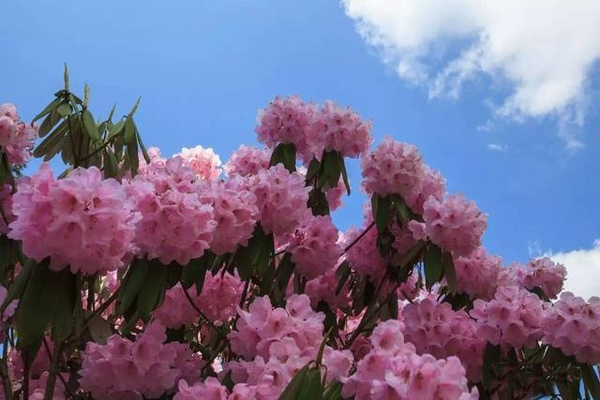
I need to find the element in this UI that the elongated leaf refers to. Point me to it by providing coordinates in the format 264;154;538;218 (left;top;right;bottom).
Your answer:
305;158;320;182
87;314;113;345
103;148;118;178
323;381;343;400
51;272;77;342
335;261;351;295
442;251;457;294
318;150;341;190
279;365;310;400
137;260;167;320
82;109;100;141
296;368;324;400
582;365;600;400
1;259;34;313
424;244;443;289
127;137;139;176
124;117;135;144
32;98;62;122
136;130;151;164
56;103;72;117
338;152;351;195
16;262;66;348
181;256;209;291
34;118;69;158
117;259;149;314
108;119;126;139
269;143;296;172
276;253;295;292
38;111;60;138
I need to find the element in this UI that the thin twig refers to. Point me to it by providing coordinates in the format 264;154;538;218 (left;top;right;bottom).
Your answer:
182;287;227;342
341;221;374;255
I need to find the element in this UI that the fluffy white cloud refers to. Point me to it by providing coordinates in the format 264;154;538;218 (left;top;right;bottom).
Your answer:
342;0;600;136
545;240;600;301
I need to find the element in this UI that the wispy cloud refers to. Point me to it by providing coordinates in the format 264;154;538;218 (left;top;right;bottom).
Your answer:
342;0;600;147
487;143;508;152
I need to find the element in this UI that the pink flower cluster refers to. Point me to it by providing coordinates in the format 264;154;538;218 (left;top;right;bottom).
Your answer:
177;145;222;180
256;96;317;160
421;194;487;257
80;322;201;400
250;164;310;235
471;286;545;350
403;298;485;382
542;292;600;364
341;320;478;400
9;164;138;274
304;268;350;309
506;257;567;299
256;96;371;162
343;225;387;281
286;215;341;280
7;344;66;400
0;103;38;166
127;157;217;265
154;272;244;328
361;138;425;199
220;295;353;398
310;100;372;159
454;247;504;301
224;145;271;177
199;176;259;255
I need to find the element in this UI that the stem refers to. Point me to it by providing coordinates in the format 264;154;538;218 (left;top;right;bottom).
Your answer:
43;340;61;400
0;330;13;400
22;350;29;400
42;339;74;400
238;279;251;308
344;274;388;348
182;287;226;342
341;221;374;255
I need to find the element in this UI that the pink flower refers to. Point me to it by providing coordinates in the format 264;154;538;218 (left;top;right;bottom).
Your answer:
250;164;310;235
9;164;138;275
505;257;567;299
80;322;202;399
471;286;545;350
199;176;259;255
177;145;222;180
286;215;342;280
454;247;504;301
224;145;271;177
542;292;600;364
309;101;372;159
403;298;485;382
361;137;424;199
343;225;387;281
422;194;487;257
127;156;217;265
0;104;37;166
256;96;318;161
174;378;228;400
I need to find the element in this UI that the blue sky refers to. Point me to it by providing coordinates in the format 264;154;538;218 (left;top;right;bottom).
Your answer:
2;1;600;296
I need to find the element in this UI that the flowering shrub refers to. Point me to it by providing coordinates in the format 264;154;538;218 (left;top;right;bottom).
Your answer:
0;72;597;400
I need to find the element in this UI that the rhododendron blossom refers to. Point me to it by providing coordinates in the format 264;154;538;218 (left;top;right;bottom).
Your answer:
127;157;217;264
0;103;38;166
177;145;222;180
224;145;271;177
9;164;138;274
80;322;201;399
506;257;567;299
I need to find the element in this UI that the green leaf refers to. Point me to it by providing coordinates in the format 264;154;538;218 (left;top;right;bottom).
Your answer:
269;143;296;172
181;256;209;291
338;152;351;195
56;103;72;117
87;314;113;345
34;119;69;159
482;343;501;388
442;251;458;294
127;97;141;118
1;259;34;313
124;117;136;144
15;261;67;348
102;148;119;178
391;194;411;225
38;111;60;138
117;259;149;314
126;136;139;176
137;130;151;164
279;365;310;400
51;272;77;342
305;158;320;182
296;368;324;400
276;253;295;292
108;118;126;139
581;365;600;400
32;98;62;123
323;381;343;400
318;151;341;190
82;109;100;141
371;194;391;234
335;261;351;295
424;244;443;289
137;260;167;320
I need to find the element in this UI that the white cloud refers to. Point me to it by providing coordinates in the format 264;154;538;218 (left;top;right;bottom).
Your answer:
545;240;600;301
342;0;600;141
487;143;508;152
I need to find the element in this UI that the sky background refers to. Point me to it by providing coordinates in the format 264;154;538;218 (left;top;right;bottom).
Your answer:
2;0;599;298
